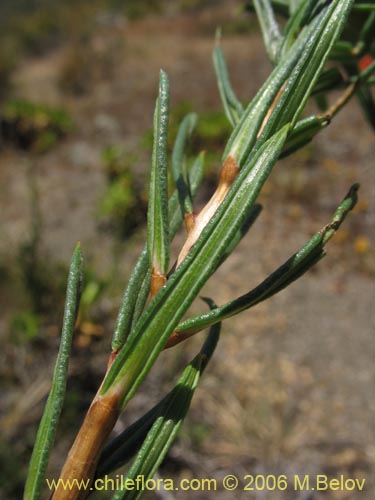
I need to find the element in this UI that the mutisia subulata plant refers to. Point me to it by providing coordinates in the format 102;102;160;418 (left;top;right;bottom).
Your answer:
25;1;374;498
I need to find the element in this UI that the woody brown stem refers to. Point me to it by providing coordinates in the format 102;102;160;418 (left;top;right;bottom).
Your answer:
323;81;358;121
52;390;120;500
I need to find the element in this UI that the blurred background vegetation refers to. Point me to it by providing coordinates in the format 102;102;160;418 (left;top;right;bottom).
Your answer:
0;1;373;499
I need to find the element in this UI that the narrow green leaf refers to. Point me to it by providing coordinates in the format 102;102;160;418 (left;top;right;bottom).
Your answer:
130;268;152;332
312;67;346;95
147;69;170;277
352;3;375;11
217;203;262;268
172;113;197;215
246;0;289;17
24;244;83;500
356;84;375;129
111;248;148;351
187;151;205;196
257;0;354;143
176;184;359;335
357;11;375;50
253;0;283;63
213;43;244;126
281;115;329;157
329;40;356;62
111;322;220;500
223;23;312;165
98;318;220;478
281;0;321;57
101;125;289;406
288;0;301;15
225;0;354;167
111;151;205;351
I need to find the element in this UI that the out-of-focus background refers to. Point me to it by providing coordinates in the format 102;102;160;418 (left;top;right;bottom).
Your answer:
0;1;374;499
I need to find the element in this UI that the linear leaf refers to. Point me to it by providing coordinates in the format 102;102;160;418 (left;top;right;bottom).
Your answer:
281;115;329;157
358;11;375;50
111;322;220;500
356;84;375;129
312;67;346;95
102;125;289;406
111;151;205;351
98;317;220;478
24;243;83;500
225;0;354;167
281;0;321;57
176;184;359;336
217;203;262;268
212;42;244;126
257;0;354;145
172;113;197;215
353;3;375;11
253;0;283;63
147;69;170;277
247;0;289;17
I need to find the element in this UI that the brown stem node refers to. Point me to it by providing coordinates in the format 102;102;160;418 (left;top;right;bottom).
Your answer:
176;156;239;266
150;269;167;298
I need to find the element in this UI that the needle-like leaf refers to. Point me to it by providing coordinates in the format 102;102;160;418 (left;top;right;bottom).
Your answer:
111;321;220;500
280;0;319;58
217;204;263;268
111;151;205;351
353;3;375;11
175;184;359;336
24;244;83;500
246;0;289;17
357;10;375;52
356;84;375;129
171;112;197;215
281;115;329;158
253;0;283;63
98;316;220;478
312;67;346;95
225;0;354;168
148;69;170;283
102;125;289;406
213;40;244;126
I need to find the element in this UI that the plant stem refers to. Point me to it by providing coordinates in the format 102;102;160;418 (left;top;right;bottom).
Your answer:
323;81;358;120
52;378;120;499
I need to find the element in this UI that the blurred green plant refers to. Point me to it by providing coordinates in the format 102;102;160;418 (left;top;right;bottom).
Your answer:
10;310;41;345
24;1;373;499
0;99;73;152
14;162;68;317
99;145;147;237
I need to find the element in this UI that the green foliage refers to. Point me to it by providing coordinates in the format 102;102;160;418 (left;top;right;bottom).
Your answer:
101;145;138;181
99;146;146;237
147;70;170;277
100;176;138;227
10;310;41;344
1;99;73;152
112;323;220;500
98;319;220;479
25;2;373;499
25;244;83;500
